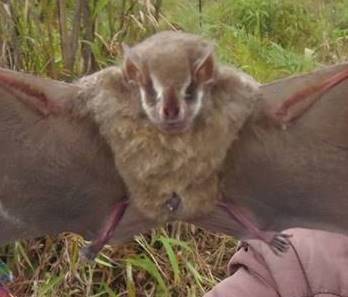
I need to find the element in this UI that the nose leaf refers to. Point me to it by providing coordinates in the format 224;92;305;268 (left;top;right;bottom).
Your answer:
162;87;180;120
163;103;180;119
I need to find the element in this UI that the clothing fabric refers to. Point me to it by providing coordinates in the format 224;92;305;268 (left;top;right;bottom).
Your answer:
204;228;348;297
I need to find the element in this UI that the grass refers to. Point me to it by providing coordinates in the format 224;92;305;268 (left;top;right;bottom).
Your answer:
0;0;348;296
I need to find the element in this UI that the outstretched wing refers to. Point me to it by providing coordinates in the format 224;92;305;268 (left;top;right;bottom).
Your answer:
193;63;348;239
0;68;155;245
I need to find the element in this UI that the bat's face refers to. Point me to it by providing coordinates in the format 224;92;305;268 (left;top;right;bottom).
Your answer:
122;34;216;134
136;69;205;134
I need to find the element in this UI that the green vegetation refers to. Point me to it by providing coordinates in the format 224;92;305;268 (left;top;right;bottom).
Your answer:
0;0;347;296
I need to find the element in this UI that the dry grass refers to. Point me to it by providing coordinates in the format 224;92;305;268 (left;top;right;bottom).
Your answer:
3;226;236;296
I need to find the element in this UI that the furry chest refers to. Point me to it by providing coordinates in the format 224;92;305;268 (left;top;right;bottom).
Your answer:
108;120;232;221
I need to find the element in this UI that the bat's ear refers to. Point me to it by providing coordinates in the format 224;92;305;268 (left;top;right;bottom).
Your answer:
261;63;348;125
0;67;81;116
122;44;144;85
194;46;216;85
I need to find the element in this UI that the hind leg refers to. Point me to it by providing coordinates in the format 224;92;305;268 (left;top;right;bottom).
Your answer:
80;200;129;261
218;199;291;254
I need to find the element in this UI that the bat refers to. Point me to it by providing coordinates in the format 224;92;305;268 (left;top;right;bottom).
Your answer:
0;31;347;261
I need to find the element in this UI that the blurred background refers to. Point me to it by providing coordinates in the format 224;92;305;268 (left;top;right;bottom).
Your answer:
0;0;347;296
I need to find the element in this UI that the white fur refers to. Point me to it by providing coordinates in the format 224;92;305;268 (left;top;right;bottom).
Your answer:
179;75;204;119
151;74;164;101
193;89;204;118
179;76;192;98
139;88;153;117
140;74;164;120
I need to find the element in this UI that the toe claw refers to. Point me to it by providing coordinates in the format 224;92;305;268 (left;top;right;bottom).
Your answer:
269;233;291;255
79;245;98;263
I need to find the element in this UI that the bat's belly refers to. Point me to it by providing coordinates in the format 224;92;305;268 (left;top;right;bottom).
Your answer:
129;173;220;222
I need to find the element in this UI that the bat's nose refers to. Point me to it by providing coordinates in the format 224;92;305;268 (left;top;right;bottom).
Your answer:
161;86;181;120
163;104;180;120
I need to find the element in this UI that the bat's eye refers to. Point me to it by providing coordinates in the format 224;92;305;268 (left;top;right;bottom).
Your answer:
147;81;156;97
144;80;157;103
184;82;196;102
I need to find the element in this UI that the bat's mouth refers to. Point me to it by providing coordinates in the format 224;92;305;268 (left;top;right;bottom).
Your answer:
159;121;190;134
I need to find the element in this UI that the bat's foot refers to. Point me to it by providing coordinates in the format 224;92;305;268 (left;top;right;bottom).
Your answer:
218;200;292;255
79;245;99;263
79;200;128;262
247;231;292;255
268;232;292;255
